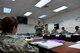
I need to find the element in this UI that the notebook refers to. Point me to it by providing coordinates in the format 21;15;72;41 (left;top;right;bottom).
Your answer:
31;40;63;49
76;41;80;44
69;44;80;49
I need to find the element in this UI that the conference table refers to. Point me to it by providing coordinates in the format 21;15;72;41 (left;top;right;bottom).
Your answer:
52;42;80;53
30;39;80;53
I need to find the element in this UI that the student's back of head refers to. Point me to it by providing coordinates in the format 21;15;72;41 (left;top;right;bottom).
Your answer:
75;26;79;31
0;16;38;53
61;27;65;30
1;16;18;35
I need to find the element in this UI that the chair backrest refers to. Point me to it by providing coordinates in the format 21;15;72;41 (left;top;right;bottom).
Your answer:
59;35;66;40
43;34;48;39
71;35;80;42
50;34;56;39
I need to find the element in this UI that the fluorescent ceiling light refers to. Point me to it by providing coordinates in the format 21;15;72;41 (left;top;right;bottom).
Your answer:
12;0;15;1
3;7;11;13
24;12;32;16
35;0;51;8
38;15;47;18
53;6;68;12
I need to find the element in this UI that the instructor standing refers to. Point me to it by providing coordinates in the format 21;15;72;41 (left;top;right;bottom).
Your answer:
34;19;44;37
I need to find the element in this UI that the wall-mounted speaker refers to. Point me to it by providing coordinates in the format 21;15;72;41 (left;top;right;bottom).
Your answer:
54;24;59;29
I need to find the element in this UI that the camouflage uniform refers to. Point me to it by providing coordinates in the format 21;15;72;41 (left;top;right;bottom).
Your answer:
51;29;58;34
0;34;38;53
75;30;80;34
35;24;44;36
60;30;69;34
43;30;50;35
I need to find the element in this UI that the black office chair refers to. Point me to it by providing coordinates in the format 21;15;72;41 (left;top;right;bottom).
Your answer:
77;35;80;41
43;34;50;39
71;35;80;42
65;37;72;42
58;35;66;40
55;35;60;39
65;35;72;41
43;34;47;39
50;34;56;39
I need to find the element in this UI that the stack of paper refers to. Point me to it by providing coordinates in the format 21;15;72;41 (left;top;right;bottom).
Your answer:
76;41;80;44
69;44;80;49
31;40;63;49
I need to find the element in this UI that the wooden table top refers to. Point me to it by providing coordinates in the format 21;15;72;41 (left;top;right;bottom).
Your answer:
52;41;80;53
31;39;80;53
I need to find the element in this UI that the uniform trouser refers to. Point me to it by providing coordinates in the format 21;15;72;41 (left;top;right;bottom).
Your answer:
36;30;42;37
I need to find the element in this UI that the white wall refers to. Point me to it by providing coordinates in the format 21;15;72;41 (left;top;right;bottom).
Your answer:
17;24;35;33
0;15;8;19
47;23;54;33
44;8;80;33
